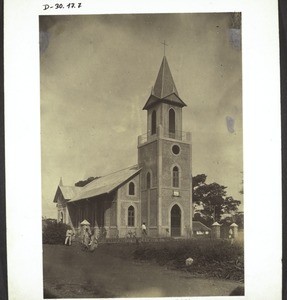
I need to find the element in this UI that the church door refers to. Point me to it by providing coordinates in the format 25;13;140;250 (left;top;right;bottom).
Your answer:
171;205;181;237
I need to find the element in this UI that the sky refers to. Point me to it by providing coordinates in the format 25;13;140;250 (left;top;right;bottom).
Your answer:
40;13;243;218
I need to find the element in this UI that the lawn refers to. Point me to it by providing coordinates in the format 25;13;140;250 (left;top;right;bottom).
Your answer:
100;238;244;282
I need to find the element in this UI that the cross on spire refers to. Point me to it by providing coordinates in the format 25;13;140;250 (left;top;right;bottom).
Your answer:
161;40;168;56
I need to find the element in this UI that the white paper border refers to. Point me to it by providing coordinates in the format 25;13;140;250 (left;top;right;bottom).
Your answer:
4;0;281;299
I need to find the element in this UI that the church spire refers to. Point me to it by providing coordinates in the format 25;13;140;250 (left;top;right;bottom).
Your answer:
143;56;186;110
59;177;63;186
153;56;179;99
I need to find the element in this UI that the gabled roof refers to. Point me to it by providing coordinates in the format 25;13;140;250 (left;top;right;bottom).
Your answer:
53;185;81;203
143;56;187;110
192;221;211;232
69;165;141;203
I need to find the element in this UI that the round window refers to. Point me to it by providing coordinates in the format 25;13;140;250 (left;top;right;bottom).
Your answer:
172;144;180;155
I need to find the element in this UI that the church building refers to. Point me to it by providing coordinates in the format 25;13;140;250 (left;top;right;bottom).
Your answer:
53;56;193;238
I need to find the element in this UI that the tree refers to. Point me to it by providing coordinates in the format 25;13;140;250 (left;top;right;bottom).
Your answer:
239;177;244;195
192;174;241;225
75;176;101;187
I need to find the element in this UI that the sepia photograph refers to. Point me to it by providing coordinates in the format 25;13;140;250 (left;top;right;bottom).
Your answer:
39;13;244;298
4;0;283;298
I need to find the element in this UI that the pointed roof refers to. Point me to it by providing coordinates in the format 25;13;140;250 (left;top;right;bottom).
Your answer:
153;56;179;99
80;219;90;225
212;222;222;226
143;56;187;110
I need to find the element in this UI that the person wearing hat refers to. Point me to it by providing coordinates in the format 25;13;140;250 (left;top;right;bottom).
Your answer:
64;226;74;246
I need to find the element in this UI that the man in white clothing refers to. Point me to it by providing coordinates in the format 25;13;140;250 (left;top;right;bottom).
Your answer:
65;227;73;246
141;222;147;238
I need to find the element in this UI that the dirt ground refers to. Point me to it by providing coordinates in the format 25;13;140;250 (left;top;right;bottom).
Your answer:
43;243;243;298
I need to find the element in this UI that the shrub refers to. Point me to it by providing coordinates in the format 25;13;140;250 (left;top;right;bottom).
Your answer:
133;239;244;281
42;220;69;244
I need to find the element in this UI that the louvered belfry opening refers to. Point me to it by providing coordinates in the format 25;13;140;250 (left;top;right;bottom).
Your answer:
151;110;157;135
169;108;175;137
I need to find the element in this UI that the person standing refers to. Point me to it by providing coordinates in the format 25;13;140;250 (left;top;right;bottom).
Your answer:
82;227;91;250
65;227;73;246
89;229;98;252
141;222;147;239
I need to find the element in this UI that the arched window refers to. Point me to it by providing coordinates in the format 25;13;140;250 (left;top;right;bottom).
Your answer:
128;206;135;226
169;108;175;136
172;166;179;188
171;204;181;237
128;182;135;195
146;172;151;189
151;110;157;135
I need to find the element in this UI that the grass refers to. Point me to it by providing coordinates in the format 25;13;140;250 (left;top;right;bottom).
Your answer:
99;239;244;282
43;243;244;297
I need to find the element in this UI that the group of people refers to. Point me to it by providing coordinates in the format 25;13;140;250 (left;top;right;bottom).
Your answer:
64;226;99;251
64;222;148;247
82;228;99;252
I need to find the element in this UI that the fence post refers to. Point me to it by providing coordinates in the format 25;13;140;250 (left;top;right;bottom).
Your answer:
230;223;238;239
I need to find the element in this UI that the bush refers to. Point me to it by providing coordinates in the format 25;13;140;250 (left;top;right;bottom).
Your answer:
133;239;244;281
42;220;69;244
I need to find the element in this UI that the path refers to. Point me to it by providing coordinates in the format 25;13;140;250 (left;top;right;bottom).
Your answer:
43;244;243;298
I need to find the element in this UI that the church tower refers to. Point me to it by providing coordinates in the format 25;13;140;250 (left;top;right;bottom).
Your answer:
138;56;192;237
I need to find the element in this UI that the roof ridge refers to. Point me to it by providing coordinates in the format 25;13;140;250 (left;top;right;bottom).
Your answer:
59;185;81;189
99;164;139;178
161;56;166;98
80;165;140;191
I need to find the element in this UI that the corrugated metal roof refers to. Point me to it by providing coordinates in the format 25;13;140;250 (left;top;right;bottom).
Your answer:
69;165;140;202
192;221;211;232
53;185;81;202
60;186;81;200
